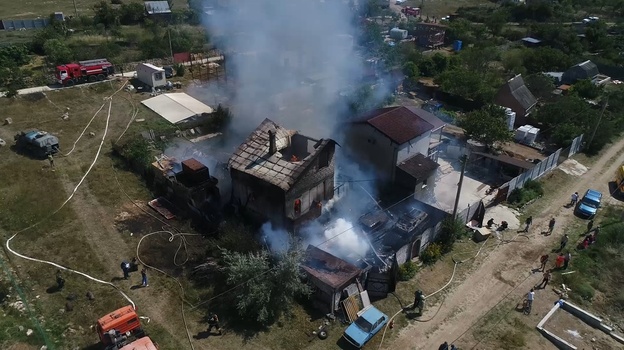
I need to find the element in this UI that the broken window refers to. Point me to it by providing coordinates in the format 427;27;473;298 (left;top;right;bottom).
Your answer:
318;150;329;168
294;199;302;215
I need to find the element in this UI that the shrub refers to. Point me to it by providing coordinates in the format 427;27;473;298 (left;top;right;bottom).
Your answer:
507;179;544;206
439;217;465;253
420;243;442;265
175;63;185;77
398;260;418;281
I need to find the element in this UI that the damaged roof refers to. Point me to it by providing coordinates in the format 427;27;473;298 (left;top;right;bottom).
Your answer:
504;75;537;111
354;106;441;144
397;153;440;182
228;118;334;191
302;245;362;290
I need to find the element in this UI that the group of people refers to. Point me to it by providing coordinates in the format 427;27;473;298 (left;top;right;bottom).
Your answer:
486;218;508;231
438;341;458;350
120;259;149;287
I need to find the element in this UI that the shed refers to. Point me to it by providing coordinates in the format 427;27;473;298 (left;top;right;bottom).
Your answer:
136;63;166;88
141;93;214;124
302;245;363;314
562;60;599;84
144;1;172;15
521;37;541;47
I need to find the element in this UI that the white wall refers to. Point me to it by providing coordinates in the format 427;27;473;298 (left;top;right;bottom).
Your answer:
136;63;166;87
396;132;432;164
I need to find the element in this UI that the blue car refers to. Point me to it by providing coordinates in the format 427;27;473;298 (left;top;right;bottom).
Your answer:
343;306;388;348
576;189;603;218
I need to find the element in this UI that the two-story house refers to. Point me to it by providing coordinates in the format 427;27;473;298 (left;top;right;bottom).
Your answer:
229;118;336;231
344;106;445;196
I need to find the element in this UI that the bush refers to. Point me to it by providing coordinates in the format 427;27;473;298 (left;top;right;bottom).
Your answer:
398;260;418;281
420;243;442;265
175;63;185;77
439;217;465;253
507;179;544;206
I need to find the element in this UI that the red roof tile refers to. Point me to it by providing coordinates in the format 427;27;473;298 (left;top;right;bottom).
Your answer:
364;106;435;144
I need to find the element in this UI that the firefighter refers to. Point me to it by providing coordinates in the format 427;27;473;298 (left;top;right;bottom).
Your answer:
56;270;65;290
48;153;55;170
207;313;222;335
413;290;424;314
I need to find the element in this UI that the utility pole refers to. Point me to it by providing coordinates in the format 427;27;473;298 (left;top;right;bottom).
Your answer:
452;155;468;220
72;0;78;18
168;27;174;64
586;97;608;151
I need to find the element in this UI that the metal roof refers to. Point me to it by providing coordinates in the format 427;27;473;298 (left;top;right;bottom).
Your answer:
145;1;171;14
473;152;535;170
396;153;440;182
302;245;362;290
521;37;542;44
354;106;438;145
141;93;213;124
228;119;334;191
505;75;538;111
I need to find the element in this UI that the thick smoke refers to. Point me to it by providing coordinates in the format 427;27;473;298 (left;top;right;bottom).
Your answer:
260;222;291;253
205;0;364;139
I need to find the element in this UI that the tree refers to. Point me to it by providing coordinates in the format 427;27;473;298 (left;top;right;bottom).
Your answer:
524;73;555;100
571;79;602;99
535;96;597;146
43;39;73;65
119;3;145;25
93;1;119;29
402;61;419;79
221;249;311;325
438;217;465;253
484;9;509;36
522;47;572;74
0;45;30;67
435;67;500;104
458;105;512;147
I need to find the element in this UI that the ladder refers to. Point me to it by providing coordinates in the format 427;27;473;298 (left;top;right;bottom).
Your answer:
78;59;110;67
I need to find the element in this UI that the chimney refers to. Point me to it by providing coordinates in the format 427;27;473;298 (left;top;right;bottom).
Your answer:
268;130;277;155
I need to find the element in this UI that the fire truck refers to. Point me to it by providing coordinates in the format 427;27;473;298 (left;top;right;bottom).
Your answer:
401;7;421;17
55;58;115;86
96;305;158;350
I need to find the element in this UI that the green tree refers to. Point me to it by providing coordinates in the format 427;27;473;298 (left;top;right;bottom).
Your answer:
484;9;509;36
119;2;145;25
221;249;311;325
535;96;596;146
93;1;119;29
524;73;555;100
0;65;27;97
435;67;500;103
0;45;30;67
522;47;572;74
458;105;512;147
438;217;464;253
43;39;73;65
571;79;602;99
402;61;419;79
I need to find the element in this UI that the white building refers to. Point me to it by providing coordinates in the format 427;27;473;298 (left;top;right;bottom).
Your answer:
136;63;166;88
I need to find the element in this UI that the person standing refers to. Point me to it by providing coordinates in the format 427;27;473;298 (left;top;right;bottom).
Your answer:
594;225;601;237
207;313;222;335
537;269;551;289
586;219;594;233
120;261;130;279
48;153;55;170
555;253;565;268
523;216;533;233
56;270;65;290
141;268;148;287
563;252;571;270
413;290;424;313
559;234;569;251
570;192;579;206
539;254;549;271
526;289;535;312
438;342;449;350
548;218;556;235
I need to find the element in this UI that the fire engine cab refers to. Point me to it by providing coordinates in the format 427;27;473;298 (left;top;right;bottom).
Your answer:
55;58;115;86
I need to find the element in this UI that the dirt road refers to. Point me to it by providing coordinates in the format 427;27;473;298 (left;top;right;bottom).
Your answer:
388;137;624;349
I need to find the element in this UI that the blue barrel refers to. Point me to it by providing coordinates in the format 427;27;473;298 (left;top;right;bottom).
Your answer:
453;40;463;51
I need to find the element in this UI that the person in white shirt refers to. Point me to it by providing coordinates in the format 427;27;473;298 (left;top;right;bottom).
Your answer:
527;289;535;308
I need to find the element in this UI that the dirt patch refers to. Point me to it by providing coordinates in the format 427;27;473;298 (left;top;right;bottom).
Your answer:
543;308;621;348
558;159;588;177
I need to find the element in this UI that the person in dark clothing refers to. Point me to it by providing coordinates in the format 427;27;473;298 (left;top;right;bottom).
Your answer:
563;252;571;270
523;216;533;233
438;342;449;350
586;220;594;233
548;218;556;235
120;261;130;279
56;270;65;290
539;254;549;272
559;234;569;251
413;290;424;313
207;313;222;335
536;269;551;289
486;218;495;229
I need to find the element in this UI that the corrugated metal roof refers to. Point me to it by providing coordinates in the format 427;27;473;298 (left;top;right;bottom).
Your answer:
144;1;171;14
141;93;213;124
521;37;542;44
354;106;438;145
506;75;537;111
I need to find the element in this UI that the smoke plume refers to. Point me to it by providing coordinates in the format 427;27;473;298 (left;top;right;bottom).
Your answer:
204;0;364;139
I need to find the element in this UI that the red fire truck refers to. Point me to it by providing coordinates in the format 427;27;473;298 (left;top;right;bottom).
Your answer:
55;59;115;86
401;7;421;17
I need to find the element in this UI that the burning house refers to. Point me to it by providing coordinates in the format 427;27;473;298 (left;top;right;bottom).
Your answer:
151;156;221;224
229;119;337;230
302;245;364;315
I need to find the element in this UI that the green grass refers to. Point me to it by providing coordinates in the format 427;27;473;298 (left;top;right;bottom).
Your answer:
0;0;146;20
406;0;495;18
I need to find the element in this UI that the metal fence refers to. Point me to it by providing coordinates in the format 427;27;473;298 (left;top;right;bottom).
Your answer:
501;133;583;198
455;199;484;225
0;18;49;30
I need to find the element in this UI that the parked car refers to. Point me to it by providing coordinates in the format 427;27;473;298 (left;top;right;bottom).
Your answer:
343;306;388;349
576;189;603;218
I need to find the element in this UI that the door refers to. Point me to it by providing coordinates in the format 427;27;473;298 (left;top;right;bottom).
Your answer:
411;240;421;258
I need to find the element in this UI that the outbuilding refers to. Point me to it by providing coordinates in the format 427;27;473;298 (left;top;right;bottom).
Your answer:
136;63;166;88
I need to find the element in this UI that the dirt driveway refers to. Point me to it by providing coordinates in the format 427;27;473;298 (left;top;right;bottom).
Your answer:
387;137;624;349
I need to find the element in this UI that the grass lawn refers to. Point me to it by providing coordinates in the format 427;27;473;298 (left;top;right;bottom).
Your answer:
0;0;146;20
406;0;495;18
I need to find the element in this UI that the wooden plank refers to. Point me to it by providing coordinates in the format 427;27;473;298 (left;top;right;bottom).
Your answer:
341;296;360;323
148;198;176;220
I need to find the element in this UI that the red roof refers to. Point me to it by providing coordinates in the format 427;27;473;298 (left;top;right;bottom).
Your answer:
359;106;437;144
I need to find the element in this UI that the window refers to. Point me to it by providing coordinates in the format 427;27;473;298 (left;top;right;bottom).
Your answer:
318;151;329;168
294;199;301;215
154;72;164;81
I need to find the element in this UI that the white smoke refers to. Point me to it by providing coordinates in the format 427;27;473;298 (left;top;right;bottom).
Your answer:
319;218;369;258
260;222;291;254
